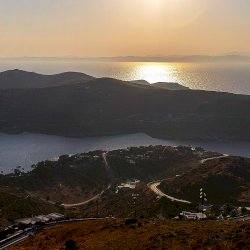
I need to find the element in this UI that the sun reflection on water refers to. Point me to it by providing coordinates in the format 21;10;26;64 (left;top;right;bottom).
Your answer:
130;62;179;83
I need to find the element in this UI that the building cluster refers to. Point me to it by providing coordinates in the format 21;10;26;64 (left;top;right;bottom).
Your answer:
0;213;65;245
178;211;207;220
74;153;101;161
117;179;140;191
217;205;247;219
15;213;64;226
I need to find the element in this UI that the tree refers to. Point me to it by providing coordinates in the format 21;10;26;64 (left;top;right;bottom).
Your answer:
65;240;78;250
241;207;247;214
13;166;22;176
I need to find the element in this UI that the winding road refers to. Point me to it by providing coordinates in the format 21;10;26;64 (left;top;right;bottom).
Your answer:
200;154;229;164
27;152;113;209
62;191;105;208
62;153;113;208
61;152;113;208
147;181;191;204
148;154;230;204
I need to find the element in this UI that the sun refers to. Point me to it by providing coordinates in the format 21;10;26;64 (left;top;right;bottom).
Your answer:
147;0;162;8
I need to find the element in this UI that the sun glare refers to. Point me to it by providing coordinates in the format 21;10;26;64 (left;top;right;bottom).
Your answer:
134;63;178;83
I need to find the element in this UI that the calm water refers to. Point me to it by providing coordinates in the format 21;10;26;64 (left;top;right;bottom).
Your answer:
1;133;250;173
0;59;250;94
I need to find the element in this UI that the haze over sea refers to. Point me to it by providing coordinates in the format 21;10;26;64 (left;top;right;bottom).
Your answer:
0;59;250;94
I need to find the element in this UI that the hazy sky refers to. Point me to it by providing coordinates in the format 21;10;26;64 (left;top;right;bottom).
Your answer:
0;0;249;57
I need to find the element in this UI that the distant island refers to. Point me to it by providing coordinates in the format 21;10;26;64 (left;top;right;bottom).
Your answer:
1;69;250;141
0;69;188;90
1;54;250;62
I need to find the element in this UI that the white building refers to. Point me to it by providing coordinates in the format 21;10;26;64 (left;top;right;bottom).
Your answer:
179;211;207;220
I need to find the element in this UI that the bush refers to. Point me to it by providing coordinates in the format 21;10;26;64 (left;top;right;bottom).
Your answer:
65;239;78;250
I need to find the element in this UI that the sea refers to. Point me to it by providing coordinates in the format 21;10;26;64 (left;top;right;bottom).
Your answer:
0;59;250;172
0;59;250;94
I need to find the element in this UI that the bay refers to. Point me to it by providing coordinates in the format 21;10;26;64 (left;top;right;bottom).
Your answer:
0;132;250;173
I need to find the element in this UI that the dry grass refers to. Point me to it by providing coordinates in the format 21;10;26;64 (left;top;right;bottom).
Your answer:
33;185;99;204
11;219;250;250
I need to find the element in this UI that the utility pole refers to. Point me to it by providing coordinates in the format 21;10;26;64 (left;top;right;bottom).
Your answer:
200;188;207;212
132;194;139;219
96;199;99;218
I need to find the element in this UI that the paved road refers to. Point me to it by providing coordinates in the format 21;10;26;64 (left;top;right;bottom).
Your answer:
200;154;229;164
147;155;230;204
27;153;113;209
62;191;105;208
147;181;191;204
61;152;113;208
0;234;30;250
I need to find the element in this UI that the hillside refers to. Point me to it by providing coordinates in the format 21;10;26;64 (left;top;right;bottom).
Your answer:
130;79;189;90
0;151;109;205
0;145;206;226
0;69;94;89
152;82;189;90
0;146;198;205
0;69;188;90
11;219;250;250
0;187;60;230
1;146;250;224
1;73;250;140
160;156;250;205
1;145;250;246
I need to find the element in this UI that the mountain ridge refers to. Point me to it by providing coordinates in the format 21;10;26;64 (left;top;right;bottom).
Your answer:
0;69;95;89
0;70;250;140
0;69;189;90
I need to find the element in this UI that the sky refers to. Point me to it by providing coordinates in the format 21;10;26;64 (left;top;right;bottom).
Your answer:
0;0;249;57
